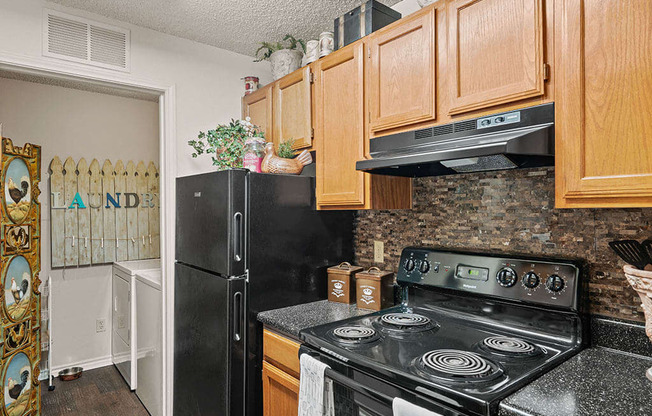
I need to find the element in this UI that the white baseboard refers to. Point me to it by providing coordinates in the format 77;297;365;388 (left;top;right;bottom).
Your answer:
44;355;114;379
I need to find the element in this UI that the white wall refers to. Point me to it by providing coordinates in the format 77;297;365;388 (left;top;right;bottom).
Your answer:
0;0;272;178
0;0;272;372
0;76;159;369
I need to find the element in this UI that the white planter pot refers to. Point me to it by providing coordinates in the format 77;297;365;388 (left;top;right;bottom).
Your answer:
623;264;652;381
269;49;303;80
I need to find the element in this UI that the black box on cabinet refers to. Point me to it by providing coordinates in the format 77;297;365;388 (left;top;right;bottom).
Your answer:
334;1;401;50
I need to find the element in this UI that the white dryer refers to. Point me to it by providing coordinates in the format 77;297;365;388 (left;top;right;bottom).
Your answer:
112;259;160;390
135;269;162;416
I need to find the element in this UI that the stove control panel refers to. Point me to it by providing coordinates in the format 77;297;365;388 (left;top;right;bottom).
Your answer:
398;247;580;310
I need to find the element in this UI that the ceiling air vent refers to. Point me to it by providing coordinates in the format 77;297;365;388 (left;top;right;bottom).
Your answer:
43;9;130;72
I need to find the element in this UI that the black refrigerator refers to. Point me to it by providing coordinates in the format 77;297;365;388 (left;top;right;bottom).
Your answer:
174;169;353;416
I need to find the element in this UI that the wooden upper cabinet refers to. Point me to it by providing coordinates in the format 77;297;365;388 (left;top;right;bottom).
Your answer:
448;0;546;115
242;85;273;142
315;43;367;207
555;0;652;208
368;7;437;132
273;67;313;150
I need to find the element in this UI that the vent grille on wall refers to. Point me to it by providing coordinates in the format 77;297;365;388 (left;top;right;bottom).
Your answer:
43;9;130;72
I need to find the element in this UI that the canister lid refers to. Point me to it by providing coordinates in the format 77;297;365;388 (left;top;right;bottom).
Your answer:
357;266;393;281
327;262;364;276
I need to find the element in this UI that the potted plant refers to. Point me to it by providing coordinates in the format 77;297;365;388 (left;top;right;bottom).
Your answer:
255;35;306;80
188;118;264;170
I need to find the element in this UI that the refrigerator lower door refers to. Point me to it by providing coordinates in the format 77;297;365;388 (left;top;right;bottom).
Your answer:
173;263;246;416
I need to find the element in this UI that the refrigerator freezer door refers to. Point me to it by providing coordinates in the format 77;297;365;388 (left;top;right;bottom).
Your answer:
173;263;246;416
176;169;247;277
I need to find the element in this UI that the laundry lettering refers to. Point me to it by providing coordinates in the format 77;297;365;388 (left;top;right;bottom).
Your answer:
51;192;158;209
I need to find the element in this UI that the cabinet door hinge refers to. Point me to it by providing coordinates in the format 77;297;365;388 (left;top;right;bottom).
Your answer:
309;72;315;84
311;127;315;138
543;63;550;81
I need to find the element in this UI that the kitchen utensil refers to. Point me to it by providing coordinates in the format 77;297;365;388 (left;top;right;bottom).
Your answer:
58;367;83;381
642;240;652;267
608;240;652;270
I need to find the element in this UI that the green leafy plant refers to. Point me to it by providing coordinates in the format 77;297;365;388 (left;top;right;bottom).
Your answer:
277;139;296;159
254;34;306;62
188;118;264;170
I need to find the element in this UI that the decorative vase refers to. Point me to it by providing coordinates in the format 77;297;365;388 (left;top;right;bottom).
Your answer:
304;40;320;64
416;0;436;7
623;264;652;381
269;49;303;80
261;143;312;175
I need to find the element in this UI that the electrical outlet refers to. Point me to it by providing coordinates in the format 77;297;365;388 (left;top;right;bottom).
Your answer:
96;318;106;333
374;241;384;263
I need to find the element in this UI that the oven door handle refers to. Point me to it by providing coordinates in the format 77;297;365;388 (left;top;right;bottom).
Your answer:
323;367;395;407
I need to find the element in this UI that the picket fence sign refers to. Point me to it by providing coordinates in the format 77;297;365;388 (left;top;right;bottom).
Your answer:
49;157;160;268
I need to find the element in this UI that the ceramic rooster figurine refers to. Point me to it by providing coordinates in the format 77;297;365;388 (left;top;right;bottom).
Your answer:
261;142;312;175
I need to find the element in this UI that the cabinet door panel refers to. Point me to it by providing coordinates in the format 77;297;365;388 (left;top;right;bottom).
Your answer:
262;361;299;416
242;86;273;142
274;67;312;150
315;43;366;207
448;0;545;115
555;0;652;207
369;8;436;131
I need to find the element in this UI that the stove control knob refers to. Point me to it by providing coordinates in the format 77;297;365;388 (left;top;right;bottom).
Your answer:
405;259;416;272
419;260;431;274
496;268;517;287
522;272;540;289
546;275;565;293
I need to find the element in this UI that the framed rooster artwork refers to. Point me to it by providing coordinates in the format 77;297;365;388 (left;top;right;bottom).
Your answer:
1;135;41;416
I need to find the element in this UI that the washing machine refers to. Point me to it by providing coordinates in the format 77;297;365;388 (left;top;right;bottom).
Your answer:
112;259;160;390
136;269;162;416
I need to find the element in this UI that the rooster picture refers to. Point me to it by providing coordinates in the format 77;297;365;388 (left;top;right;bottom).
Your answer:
6;369;29;401
10;277;28;306
8;324;26;347
6;178;29;205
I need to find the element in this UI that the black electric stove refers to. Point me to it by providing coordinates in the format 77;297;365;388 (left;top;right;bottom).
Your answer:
300;247;587;416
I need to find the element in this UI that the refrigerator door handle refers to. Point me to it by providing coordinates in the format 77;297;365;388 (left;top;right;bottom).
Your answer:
233;291;243;342
233;212;243;262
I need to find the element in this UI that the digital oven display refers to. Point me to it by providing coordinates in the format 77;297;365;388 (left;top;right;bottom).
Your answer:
455;265;489;281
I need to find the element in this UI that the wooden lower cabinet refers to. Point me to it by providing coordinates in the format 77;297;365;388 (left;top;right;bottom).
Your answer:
262;361;300;416
262;329;301;416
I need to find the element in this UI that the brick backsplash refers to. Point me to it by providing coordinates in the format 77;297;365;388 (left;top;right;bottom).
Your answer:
353;167;652;322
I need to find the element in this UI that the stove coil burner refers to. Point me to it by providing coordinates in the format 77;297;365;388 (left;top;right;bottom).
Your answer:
481;336;541;358
417;350;502;382
381;313;431;328
332;326;378;344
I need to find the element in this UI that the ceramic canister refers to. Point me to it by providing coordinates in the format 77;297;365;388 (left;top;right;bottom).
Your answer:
305;40;320;64
243;76;259;95
319;32;334;57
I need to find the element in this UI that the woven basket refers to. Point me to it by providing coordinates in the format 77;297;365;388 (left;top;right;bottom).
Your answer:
623;265;652;381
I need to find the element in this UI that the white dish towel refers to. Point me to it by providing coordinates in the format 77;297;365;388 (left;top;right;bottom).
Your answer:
298;354;335;416
392;398;444;416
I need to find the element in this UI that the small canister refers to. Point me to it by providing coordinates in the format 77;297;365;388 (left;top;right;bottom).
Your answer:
243;76;259;95
356;267;394;311
319;32;334;57
327;262;363;304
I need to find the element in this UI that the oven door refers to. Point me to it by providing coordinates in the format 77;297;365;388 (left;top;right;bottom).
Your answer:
299;346;469;416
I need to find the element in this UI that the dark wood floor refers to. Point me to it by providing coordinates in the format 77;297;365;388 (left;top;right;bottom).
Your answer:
41;366;149;416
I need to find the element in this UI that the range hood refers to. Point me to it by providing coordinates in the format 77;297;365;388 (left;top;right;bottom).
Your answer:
356;103;554;177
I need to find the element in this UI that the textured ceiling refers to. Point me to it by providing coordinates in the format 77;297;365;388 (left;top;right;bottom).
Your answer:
49;0;401;57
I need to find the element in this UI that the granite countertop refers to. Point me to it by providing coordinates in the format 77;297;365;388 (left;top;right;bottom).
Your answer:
499;347;652;416
257;300;372;339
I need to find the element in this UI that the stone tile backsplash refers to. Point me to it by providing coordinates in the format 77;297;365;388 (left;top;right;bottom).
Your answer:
353;167;652;322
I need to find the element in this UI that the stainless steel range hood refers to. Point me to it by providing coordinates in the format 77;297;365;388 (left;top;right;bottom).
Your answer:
356;103;554;177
